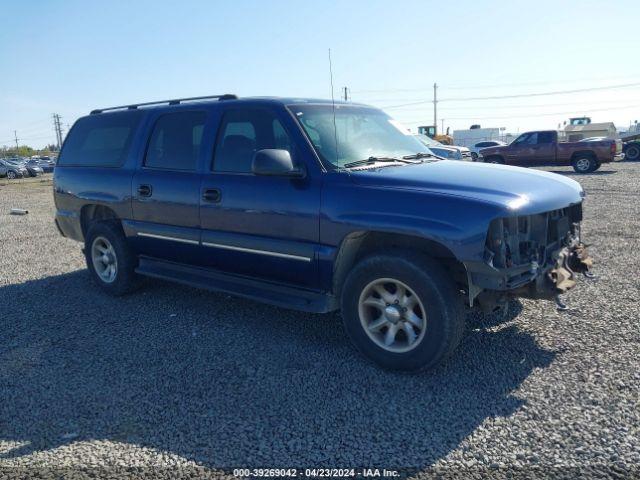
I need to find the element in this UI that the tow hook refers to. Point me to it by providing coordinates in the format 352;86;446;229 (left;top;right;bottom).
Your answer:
553;243;594;311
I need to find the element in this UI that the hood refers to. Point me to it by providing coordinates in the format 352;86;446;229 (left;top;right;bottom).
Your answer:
480;144;508;155
348;160;583;214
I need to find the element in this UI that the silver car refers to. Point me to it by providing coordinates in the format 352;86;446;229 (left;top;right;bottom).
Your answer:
413;134;472;161
0;159;28;179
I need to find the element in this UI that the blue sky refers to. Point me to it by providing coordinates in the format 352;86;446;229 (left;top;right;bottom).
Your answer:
1;0;639;148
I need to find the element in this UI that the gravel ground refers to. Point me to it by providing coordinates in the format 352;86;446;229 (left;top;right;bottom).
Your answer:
0;164;638;479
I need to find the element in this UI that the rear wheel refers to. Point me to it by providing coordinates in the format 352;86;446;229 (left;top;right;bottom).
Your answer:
84;221;140;296
7;170;17;179
471;152;479;161
341;251;465;371
572;155;597;173
626;143;640;161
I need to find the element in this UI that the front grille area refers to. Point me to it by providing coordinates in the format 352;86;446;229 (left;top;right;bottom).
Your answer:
485;203;583;271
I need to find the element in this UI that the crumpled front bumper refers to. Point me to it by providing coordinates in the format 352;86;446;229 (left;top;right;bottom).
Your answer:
464;241;594;307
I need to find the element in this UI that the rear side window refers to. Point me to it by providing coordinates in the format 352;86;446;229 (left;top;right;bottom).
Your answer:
145;111;207;171
58;112;142;167
537;132;555;144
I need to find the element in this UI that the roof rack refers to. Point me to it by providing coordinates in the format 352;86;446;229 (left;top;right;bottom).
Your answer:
90;94;237;114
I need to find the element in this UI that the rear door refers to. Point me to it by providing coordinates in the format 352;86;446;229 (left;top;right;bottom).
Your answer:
198;105;321;289
129;110;207;264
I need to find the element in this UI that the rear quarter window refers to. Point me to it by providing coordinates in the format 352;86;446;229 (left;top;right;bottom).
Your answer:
58;111;143;167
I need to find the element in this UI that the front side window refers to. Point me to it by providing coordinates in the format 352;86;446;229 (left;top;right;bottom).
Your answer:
213;108;293;173
145;111;207;171
513;133;534;146
289;104;430;168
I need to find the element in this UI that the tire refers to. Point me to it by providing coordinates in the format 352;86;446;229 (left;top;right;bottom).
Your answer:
626;143;640;162
340;251;465;371
7;170;17;179
84;220;140;296
572;155;597;173
471;152;478;161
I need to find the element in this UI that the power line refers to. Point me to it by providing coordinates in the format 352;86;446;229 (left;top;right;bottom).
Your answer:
350;75;640;94
383;82;640;109
388;98;640;112
0;134;57;145
395;103;640;122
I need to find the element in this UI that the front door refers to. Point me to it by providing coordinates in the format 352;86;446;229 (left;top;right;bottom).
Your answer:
504;132;533;166
129;110;207;264
199;106;321;289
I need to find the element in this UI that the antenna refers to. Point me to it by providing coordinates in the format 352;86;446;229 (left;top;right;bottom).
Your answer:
328;48;339;166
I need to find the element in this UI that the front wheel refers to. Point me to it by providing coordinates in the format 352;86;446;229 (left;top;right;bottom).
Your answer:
341;251;465;371
7;170;17;179
471;152;479;161
85;221;140;296
572;155;597;173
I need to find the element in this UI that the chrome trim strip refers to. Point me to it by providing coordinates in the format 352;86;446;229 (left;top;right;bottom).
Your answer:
137;232;199;245
201;241;311;262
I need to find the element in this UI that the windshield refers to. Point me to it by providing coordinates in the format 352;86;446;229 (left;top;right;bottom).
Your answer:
413;134;442;147
288;104;432;168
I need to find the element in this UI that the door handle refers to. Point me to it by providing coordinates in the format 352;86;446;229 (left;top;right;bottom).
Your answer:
137;184;153;197
203;188;221;203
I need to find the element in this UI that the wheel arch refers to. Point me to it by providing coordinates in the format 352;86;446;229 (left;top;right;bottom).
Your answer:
332;231;467;297
570;150;597;161
80;204;121;238
484;154;505;164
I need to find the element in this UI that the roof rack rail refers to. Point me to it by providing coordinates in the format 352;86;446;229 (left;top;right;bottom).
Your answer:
90;94;237;114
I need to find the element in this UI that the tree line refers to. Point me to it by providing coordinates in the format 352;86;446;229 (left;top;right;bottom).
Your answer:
1;144;59;158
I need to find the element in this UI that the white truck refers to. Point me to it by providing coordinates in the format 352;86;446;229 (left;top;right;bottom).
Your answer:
453;127;502;148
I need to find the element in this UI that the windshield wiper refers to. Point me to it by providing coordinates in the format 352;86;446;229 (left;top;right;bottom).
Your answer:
343;156;419;169
402;152;439;160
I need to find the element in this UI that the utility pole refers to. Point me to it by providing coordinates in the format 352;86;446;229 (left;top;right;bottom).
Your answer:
14;130;19;151
52;114;63;150
342;86;349;102
433;83;438;135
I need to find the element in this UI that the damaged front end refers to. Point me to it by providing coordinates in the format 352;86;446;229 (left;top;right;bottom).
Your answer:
464;203;593;311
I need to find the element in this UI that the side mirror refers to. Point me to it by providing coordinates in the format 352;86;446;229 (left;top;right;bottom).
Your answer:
252;149;305;178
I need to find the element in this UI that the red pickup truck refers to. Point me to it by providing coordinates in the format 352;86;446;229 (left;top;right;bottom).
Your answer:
480;130;623;173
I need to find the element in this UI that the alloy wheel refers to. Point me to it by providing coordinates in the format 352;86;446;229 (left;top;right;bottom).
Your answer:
575;157;591;172
358;277;427;353
91;236;118;283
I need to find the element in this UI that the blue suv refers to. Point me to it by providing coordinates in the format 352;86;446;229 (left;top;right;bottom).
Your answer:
53;95;592;371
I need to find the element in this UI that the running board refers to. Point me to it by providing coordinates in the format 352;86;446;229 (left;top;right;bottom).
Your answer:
135;256;338;313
